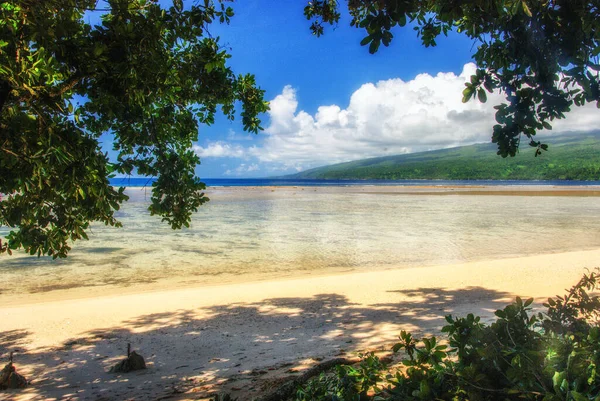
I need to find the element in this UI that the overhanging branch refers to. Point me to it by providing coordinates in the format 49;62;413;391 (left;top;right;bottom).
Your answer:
0;80;10;115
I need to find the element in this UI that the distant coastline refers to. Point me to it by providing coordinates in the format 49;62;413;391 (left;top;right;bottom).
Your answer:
280;131;600;181
109;177;600;188
111;132;600;187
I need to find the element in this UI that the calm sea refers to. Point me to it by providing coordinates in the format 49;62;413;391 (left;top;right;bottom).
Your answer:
1;181;600;301
110;177;600;187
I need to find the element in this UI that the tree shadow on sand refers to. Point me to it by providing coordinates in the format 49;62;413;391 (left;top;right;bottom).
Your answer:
1;286;514;400
0;330;30;355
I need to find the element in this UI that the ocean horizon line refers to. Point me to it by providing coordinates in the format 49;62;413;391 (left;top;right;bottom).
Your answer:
108;177;600;188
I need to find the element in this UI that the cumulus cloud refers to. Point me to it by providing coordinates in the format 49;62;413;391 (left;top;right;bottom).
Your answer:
226;129;254;142
196;63;600;176
193;141;245;158
224;163;260;176
251;63;600;171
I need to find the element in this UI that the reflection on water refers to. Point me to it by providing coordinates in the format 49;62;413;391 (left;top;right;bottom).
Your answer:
2;187;600;296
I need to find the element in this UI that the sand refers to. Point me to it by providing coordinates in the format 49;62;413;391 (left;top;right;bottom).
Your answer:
205;184;600;199
1;248;599;400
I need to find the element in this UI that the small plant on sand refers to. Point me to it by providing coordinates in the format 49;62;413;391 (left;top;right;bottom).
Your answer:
293;268;600;401
295;352;386;401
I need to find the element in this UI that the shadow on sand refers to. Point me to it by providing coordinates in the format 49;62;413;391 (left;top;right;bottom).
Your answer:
1;286;513;400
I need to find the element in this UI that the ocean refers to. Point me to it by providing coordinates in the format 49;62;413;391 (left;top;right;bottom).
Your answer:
2;182;600;303
109;177;600;187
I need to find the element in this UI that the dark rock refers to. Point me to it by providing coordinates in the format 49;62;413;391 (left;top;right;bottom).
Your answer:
0;362;27;390
109;351;146;373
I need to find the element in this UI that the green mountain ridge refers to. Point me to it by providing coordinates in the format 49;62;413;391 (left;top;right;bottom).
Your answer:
283;131;600;181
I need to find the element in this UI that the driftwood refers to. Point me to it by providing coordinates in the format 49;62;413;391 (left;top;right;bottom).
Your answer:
0;353;27;390
255;357;360;401
109;344;146;373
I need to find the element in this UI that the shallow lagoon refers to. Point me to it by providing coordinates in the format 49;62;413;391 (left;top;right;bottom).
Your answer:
1;186;600;299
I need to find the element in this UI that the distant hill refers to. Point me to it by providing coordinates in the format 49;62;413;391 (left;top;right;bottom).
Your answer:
284;131;600;181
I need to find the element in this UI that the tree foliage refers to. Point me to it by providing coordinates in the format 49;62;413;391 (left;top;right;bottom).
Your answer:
0;0;268;257
304;0;600;157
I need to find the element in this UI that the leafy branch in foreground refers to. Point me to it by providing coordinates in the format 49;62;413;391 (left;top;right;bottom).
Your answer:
305;0;600;158
294;268;600;401
0;0;269;257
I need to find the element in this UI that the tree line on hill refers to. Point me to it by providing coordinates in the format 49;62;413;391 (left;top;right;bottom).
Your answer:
289;133;600;181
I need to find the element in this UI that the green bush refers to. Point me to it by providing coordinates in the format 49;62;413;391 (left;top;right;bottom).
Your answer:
295;269;600;401
295;353;386;401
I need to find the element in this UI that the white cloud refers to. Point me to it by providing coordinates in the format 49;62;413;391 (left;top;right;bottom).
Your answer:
245;163;259;172
251;63;600;171
193;141;245;158
224;163;260;176
196;64;600;176
226;129;254;142
547;103;600;134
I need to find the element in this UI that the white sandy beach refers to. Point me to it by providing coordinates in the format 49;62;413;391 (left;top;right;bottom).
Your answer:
1;248;599;400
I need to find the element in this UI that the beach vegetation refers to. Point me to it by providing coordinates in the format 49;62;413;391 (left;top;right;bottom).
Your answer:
305;0;600;158
295;353;387;401
0;0;268;257
293;268;600;401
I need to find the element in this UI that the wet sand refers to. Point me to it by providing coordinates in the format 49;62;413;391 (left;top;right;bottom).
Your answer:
206;184;600;197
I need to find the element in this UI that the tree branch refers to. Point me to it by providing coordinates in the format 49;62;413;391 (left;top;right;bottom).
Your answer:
49;76;83;98
16;75;84;104
0;80;10;115
1;147;22;160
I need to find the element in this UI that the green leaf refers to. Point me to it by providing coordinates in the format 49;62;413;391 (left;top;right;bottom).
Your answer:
368;39;380;54
552;371;567;394
462;86;474;103
477;88;487;103
521;1;532;17
511;1;521;15
398;14;406;27
419;380;431;397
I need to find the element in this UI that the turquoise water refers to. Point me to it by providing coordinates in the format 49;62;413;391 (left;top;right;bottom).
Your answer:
1;187;600;297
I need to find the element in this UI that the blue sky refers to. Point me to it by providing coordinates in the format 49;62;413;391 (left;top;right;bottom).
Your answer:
101;1;600;178
195;1;475;178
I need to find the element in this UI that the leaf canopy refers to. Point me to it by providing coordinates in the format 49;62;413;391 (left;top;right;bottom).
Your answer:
0;0;268;257
305;0;600;157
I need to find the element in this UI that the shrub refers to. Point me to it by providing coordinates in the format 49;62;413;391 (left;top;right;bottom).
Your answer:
295;353;386;401
295;268;600;401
